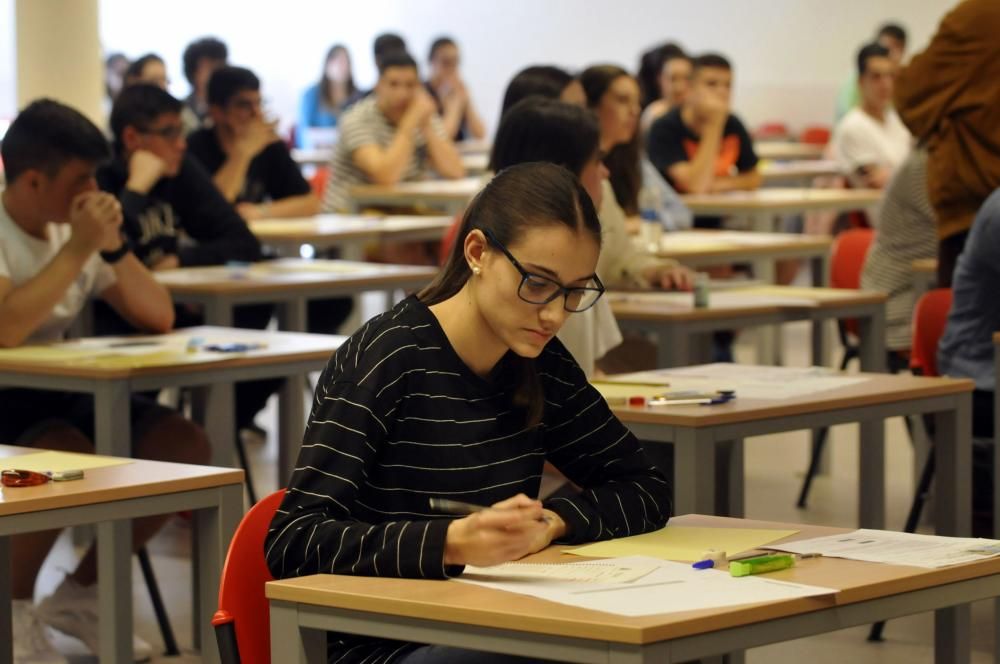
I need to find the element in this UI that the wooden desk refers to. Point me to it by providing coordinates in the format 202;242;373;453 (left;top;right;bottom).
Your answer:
754;141;826;161
655;230;831;284
348;177;481;214
0;445;243;664
680;187;881;233
249;215;453;257
608;285;886;371
156;258;437;331
759;159;841;186
609;367;971;533
0;327;344;483
913;257;939;300
266;514;991;664
461;152;489;174
291;147;332;167
456;138;491;155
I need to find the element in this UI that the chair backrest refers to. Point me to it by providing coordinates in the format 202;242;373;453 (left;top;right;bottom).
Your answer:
830;227;874;290
799;126;831;145
910;288;953;377
755;121;790;141
214;488;285;664
309;166;330;198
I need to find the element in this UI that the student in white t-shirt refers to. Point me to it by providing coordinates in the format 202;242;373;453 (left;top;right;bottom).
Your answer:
0;99;211;663
830;42;911;189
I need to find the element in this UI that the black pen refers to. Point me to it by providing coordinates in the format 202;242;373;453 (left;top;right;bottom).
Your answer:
429;497;551;522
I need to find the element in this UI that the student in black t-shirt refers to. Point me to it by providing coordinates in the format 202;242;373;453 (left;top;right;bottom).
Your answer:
647;53;760;211
187;66;320;221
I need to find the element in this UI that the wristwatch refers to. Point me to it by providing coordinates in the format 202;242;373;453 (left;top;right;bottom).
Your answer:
100;238;131;264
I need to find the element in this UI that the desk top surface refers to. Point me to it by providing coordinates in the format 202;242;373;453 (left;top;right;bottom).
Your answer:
350;177;482;202
680;187;881;213
266;513;996;645
754;142;826;161
0;326;343;379
156;259;438;295
249;215;452;243
0;443;242;517
655;230;832;260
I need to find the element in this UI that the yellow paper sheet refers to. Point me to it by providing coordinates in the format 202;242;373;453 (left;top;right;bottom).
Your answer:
1;451;133;472
591;382;671;403
566;526;799;562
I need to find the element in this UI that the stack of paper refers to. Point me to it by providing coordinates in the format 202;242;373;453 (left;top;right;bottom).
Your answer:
566;525;799;562
769;529;1000;568
455;555;835;617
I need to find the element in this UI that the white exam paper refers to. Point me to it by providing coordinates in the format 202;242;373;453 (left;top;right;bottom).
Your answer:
768;529;1000;568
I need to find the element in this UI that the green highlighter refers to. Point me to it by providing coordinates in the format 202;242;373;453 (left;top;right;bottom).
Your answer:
729;554;795;577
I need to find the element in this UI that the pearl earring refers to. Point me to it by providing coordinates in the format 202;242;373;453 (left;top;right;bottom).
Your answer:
472;266;481;275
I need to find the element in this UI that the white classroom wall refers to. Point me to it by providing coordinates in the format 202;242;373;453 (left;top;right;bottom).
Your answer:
4;0;959;134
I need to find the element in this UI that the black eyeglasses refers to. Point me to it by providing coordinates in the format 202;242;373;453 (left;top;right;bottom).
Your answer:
138;124;185;141
481;228;605;312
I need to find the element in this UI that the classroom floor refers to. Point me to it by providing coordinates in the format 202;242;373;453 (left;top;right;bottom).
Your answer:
34;319;997;663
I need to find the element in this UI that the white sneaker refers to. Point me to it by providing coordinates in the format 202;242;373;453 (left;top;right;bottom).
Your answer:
12;599;67;664
35;576;153;662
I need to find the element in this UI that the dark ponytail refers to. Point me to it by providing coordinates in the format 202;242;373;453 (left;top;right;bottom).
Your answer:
418;162;601;426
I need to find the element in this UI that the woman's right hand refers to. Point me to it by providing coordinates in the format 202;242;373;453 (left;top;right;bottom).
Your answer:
443;494;552;567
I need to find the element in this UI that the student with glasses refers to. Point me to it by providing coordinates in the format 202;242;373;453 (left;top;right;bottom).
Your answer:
267;162;671;664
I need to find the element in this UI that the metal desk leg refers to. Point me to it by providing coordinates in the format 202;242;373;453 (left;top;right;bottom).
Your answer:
194;382;238;469
716;440;745;518
935;604;971;664
935;393;972;537
97;519;132;664
0;537;11;664
192;483;244;663
655;325;690;369
279;297;309;333
858;419;886;530
811;254;832;367
203;299;235;327
279;373;307;486
672;428;716;516
93;380;132;457
269;601;327;664
752;258;780;366
858;305;887;373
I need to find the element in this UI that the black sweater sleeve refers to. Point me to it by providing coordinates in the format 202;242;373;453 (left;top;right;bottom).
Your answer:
538;343;672;543
172;155;262;266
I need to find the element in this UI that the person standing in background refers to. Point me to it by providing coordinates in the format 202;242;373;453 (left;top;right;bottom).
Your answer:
181;36;228;130
296;44;362;149
425;36;486;141
894;0;1000;287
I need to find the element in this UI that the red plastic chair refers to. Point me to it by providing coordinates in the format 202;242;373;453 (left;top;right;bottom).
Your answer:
868;287;955;641
212;488;286;664
799;126;831;146
909;288;953;377
309;166;330;198
754;121;790;141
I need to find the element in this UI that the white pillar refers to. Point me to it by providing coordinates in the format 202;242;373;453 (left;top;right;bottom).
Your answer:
15;0;104;126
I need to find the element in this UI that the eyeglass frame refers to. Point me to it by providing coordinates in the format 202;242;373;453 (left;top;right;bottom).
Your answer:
479;227;605;312
137;123;185;141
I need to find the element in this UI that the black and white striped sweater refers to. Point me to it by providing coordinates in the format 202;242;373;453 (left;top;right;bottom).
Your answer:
266;295;671;663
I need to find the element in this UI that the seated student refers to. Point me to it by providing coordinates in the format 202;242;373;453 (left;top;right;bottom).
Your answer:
425;36;486;141
647;53;760;227
373;32;407;70
187;65;320;220
296;44;362;149
860;147;935;358
322;51;465;213
123;53;168;90
499;65;586;115
0;99;210;662
937;187;1000;534
836;22;907;121
187;67;350;334
581;64;692;232
181;36;228;130
266;162;671;663
105;52;130;103
639;44;692;137
829;42;911;189
96;84;279;452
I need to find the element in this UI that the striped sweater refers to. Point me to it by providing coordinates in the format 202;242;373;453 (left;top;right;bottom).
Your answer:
266;295;671;663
